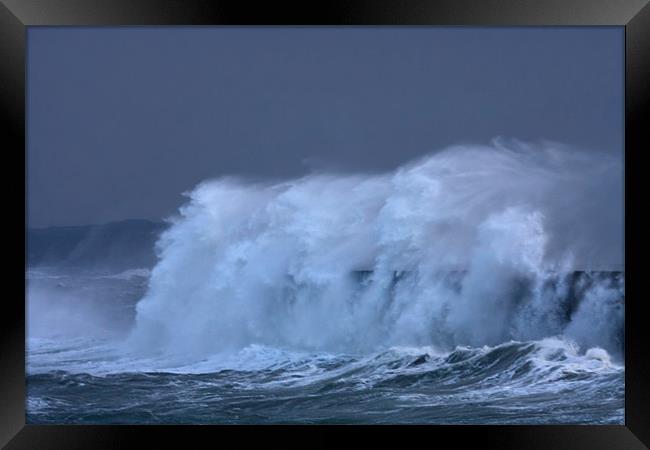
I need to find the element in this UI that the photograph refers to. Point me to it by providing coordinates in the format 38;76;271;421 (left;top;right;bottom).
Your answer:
25;26;624;425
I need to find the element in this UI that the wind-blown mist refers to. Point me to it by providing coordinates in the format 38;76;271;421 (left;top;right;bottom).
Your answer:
128;140;623;361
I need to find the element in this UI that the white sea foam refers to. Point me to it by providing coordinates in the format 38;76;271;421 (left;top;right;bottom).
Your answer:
123;140;623;362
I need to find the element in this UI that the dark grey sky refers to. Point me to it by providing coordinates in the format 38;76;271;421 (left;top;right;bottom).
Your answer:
27;27;623;227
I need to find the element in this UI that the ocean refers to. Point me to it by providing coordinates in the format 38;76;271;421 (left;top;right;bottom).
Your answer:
26;268;624;424
26;143;624;424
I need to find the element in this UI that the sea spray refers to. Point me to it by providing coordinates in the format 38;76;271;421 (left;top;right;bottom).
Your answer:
128;140;624;361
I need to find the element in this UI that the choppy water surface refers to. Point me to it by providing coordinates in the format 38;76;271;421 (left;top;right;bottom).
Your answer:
27;270;623;425
27;143;624;424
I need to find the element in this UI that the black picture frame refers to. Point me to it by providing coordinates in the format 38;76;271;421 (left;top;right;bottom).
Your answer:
2;0;648;448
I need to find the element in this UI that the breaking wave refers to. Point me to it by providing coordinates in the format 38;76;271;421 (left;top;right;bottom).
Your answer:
126;139;624;363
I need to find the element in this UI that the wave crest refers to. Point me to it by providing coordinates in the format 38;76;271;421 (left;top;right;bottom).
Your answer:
128;141;624;360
